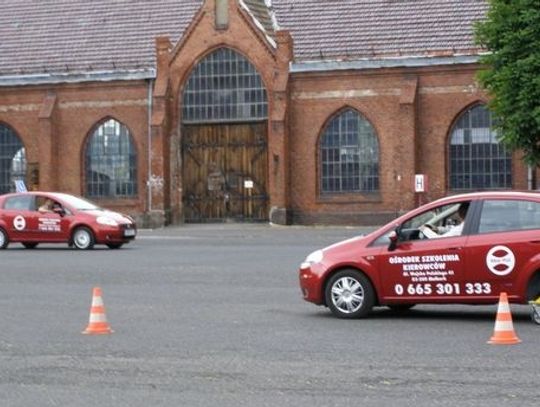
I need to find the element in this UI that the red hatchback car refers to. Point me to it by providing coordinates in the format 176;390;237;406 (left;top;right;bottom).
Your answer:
299;191;540;318
0;192;136;250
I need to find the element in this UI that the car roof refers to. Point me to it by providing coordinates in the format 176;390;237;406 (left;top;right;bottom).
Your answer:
431;191;540;205
0;191;73;201
371;190;540;234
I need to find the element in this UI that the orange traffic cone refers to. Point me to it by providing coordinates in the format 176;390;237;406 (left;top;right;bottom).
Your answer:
82;287;113;335
487;292;520;345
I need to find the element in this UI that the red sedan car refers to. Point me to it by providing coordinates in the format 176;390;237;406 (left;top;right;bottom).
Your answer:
299;191;540;318
0;192;136;249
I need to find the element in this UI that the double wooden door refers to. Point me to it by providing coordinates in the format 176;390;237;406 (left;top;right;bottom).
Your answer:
182;123;268;222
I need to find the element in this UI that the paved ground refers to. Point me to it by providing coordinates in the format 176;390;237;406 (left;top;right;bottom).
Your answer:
0;224;538;407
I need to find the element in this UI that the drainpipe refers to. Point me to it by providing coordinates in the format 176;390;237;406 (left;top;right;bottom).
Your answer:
528;165;537;190
147;78;153;211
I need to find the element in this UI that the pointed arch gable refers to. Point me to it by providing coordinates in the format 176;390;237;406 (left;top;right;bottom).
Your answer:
170;1;277;64
0;122;26;194
83;117;138;198
448;103;512;191
318;107;380;195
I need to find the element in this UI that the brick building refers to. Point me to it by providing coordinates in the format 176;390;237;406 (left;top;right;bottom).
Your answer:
0;0;529;227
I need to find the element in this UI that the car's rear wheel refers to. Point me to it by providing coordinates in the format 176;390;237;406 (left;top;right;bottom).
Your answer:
0;228;9;249
106;243;123;249
22;242;38;249
531;306;540;325
325;269;375;319
72;227;95;250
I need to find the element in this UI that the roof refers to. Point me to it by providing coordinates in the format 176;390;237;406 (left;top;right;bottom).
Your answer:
0;0;488;81
273;0;488;62
0;0;200;77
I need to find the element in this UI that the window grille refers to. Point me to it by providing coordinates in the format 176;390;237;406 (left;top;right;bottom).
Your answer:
84;119;137;198
182;48;267;124
449;105;511;190
320;109;379;194
0;124;26;194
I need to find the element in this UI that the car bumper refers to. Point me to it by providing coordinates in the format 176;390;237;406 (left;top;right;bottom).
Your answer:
299;264;325;305
95;225;137;243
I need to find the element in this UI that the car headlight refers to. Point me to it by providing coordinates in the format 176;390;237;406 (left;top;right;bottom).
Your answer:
96;216;118;227
300;249;323;269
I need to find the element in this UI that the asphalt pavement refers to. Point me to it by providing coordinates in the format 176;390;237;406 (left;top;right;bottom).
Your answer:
1;224;538;407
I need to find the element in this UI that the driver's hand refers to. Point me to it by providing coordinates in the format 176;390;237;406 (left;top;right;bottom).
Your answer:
420;224;438;239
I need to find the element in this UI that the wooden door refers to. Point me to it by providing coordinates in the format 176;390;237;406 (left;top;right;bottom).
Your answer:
182;123;268;222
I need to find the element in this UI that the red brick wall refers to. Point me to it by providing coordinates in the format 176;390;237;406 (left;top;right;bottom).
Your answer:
287;64;529;225
1;60;530;227
0;3;532;227
156;0;291;224
0;81;150;221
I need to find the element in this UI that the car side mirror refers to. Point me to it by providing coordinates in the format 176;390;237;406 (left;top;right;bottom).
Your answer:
388;229;399;251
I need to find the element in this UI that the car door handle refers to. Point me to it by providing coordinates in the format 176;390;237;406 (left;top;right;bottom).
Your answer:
448;247;463;251
529;240;540;244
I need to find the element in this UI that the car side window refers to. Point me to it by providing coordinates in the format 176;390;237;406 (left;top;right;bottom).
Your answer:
479;199;540;233
3;195;34;210
397;201;471;241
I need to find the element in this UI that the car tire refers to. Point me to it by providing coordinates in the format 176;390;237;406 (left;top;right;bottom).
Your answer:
106;243;123;249
0;228;9;249
325;269;375;319
388;304;416;312
72;227;95;250
22;242;38;249
531;307;540;325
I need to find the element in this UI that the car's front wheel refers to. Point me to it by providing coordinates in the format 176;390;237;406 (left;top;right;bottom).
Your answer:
325;269;375;319
72;227;95;250
0;228;9;249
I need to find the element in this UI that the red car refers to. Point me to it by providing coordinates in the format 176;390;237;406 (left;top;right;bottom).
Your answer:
299;191;540;318
0;192;136;250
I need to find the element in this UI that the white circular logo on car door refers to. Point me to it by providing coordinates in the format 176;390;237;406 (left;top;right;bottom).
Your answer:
13;215;26;231
486;245;515;276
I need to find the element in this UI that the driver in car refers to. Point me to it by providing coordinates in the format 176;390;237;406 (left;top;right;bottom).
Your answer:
420;202;469;238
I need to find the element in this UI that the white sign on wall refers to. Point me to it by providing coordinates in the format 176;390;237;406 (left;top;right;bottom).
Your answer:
14;180;27;192
414;174;428;193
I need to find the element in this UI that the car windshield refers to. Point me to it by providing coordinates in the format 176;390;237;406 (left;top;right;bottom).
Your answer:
55;193;101;210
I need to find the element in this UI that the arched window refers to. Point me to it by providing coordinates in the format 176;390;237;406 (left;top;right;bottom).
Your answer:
449;104;511;190
84;119;137;198
0;124;26;194
320;109;379;194
182;47;267;123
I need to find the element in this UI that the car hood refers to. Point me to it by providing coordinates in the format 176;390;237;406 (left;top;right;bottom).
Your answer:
83;209;134;224
323;234;367;254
